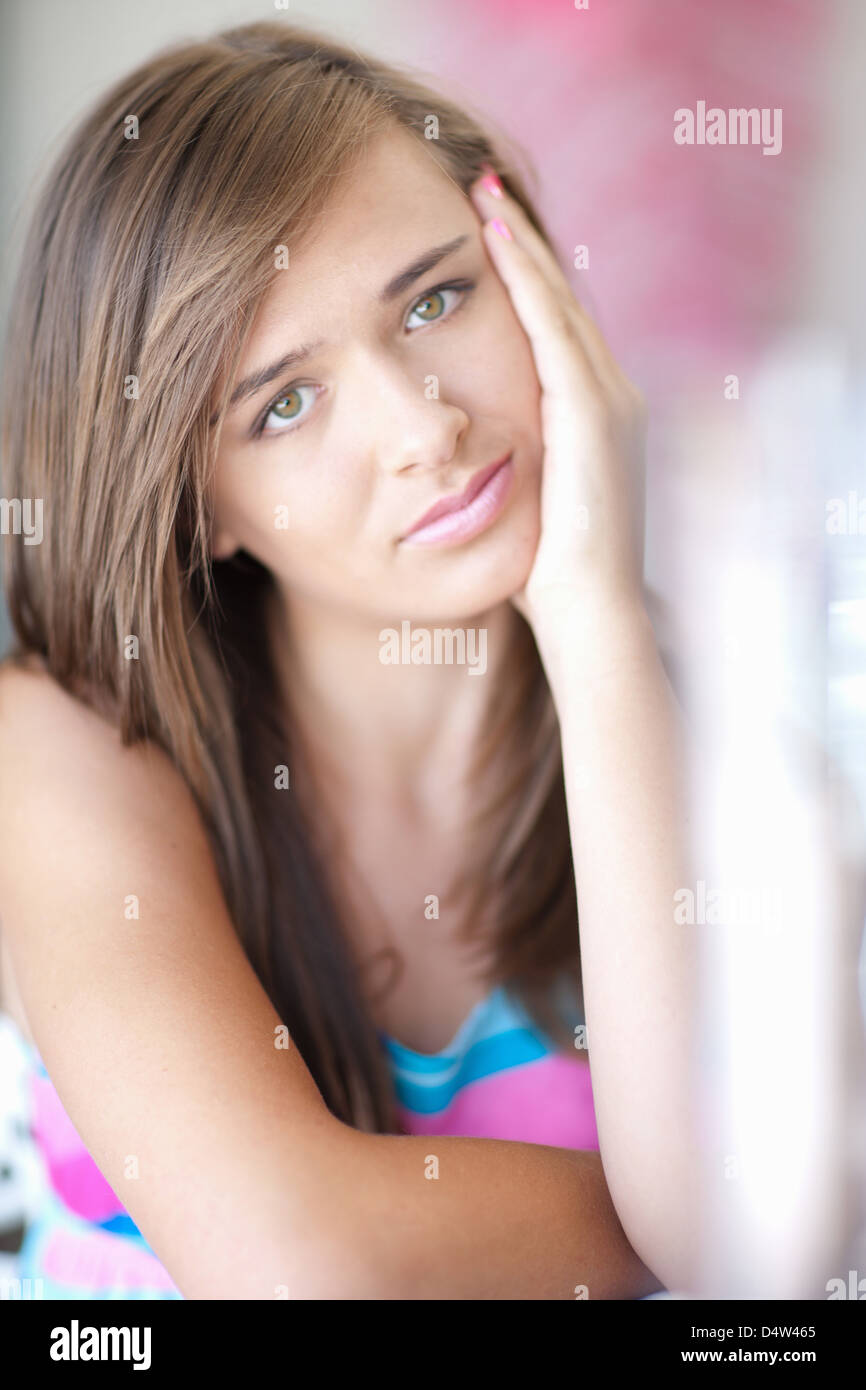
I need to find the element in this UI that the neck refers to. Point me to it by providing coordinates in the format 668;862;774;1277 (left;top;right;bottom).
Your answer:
268;585;523;826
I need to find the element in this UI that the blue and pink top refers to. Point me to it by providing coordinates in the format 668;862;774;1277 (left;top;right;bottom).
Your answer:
5;977;598;1299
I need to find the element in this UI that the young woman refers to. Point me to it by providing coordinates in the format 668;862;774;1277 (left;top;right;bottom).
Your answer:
0;20;698;1299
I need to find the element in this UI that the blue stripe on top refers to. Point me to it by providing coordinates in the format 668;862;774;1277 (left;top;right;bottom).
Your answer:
380;977;584;1115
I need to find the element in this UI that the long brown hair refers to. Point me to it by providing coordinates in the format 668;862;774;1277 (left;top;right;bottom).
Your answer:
1;19;581;1131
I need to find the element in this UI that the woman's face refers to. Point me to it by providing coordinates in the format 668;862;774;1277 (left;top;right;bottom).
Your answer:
211;125;544;625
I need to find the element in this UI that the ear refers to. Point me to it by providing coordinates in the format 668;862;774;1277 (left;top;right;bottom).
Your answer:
212;526;240;562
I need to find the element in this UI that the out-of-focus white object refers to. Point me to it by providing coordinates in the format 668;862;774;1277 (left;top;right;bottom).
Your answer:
660;331;866;1298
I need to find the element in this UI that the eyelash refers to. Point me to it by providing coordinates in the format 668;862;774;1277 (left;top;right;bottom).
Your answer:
252;278;477;439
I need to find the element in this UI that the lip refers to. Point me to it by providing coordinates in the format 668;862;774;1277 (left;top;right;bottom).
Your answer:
400;453;514;548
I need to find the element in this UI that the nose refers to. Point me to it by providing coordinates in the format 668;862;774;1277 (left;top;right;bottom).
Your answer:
362;352;470;477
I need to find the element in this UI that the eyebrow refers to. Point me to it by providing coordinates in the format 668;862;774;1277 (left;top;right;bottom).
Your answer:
227;234;470;411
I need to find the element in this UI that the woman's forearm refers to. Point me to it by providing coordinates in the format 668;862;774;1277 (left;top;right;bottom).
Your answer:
335;1127;664;1299
532;592;701;1294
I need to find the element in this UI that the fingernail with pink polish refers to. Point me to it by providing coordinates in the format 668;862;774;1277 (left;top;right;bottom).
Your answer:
479;167;504;198
489;218;512;241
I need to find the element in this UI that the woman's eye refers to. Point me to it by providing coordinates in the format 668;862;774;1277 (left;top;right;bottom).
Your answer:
406;284;466;330
259;383;318;436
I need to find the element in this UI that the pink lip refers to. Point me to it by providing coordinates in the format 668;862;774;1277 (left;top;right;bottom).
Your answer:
400;454;514;548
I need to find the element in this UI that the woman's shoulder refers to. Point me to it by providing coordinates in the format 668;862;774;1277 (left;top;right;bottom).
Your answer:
0;652;113;807
0;650;178;778
0;650;119;746
0;650;102;741
0;651;204;872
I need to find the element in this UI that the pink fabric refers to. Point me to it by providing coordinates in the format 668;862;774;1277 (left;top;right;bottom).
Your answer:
397;1053;599;1148
29;1071;125;1222
40;1224;180;1293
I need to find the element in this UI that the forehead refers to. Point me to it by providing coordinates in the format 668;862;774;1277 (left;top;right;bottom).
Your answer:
295;124;463;265
252;126;471;329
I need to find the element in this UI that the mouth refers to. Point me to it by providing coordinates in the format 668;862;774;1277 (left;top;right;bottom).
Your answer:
399;452;514;548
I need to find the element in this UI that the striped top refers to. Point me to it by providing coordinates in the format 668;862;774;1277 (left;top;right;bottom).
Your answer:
382;978;598;1150
2;978;598;1299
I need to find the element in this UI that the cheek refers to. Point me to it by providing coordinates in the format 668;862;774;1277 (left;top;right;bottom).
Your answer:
230;460;368;585
216;454;332;541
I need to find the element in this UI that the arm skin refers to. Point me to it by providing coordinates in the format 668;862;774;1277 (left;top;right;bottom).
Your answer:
533;594;702;1295
466;168;703;1294
0;657;663;1301
328;1124;666;1300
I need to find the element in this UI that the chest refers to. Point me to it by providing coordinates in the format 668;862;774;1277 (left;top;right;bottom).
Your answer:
322;822;497;1056
361;933;493;1055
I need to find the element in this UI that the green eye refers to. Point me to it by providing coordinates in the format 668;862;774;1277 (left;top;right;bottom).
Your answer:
406;282;473;330
271;389;303;420
412;290;447;323
257;382;319;436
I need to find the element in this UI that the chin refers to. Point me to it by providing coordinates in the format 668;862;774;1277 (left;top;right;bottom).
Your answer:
404;509;541;626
